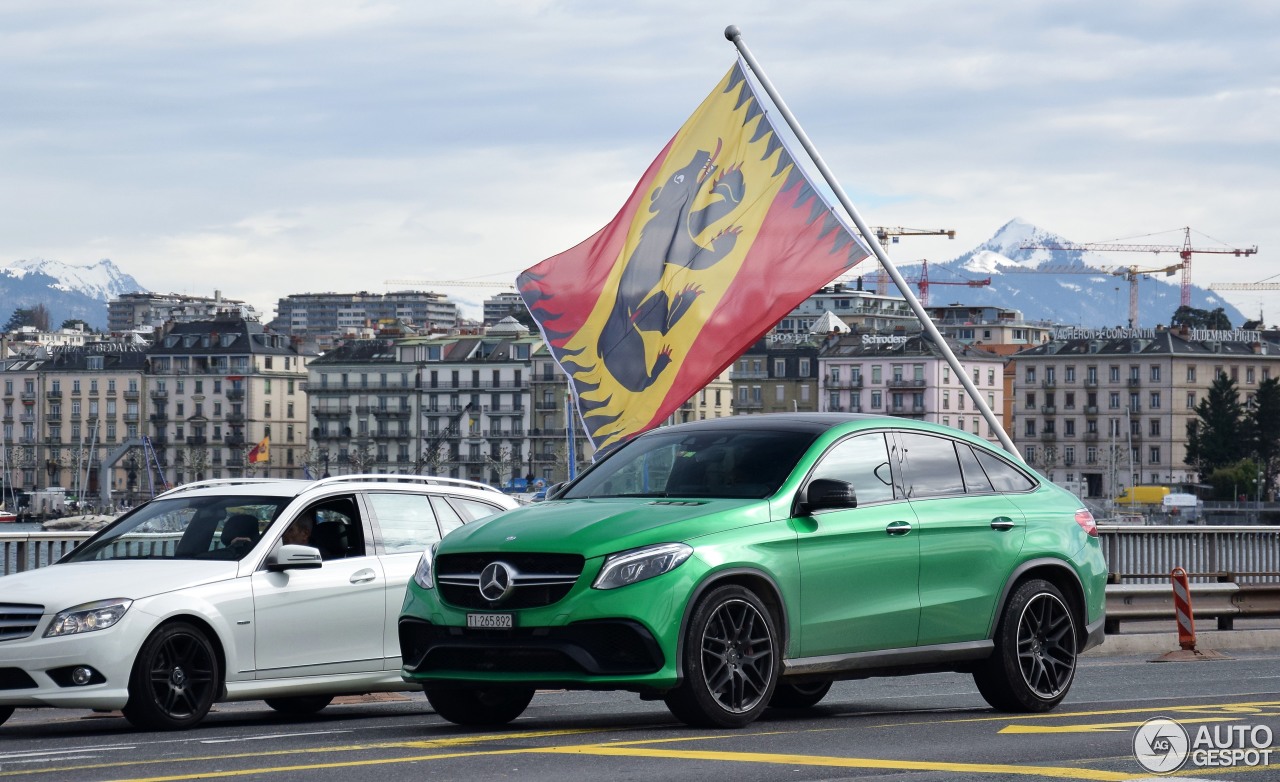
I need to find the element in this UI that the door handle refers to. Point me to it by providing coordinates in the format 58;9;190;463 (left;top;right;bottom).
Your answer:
349;568;377;584
990;517;1015;531
885;521;912;536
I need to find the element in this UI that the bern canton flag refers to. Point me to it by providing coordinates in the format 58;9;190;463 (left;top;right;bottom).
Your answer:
519;60;871;452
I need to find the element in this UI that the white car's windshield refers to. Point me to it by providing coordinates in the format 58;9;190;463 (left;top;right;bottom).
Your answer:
563;429;816;500
64;495;291;563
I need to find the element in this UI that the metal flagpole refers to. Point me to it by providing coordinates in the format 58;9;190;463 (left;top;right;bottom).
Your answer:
724;25;1020;459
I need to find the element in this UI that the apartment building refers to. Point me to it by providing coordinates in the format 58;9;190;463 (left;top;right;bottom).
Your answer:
1009;326;1280;498
730;339;822;415
272;291;459;350
817;332;1007;440
108;291;260;333
146;319;311;484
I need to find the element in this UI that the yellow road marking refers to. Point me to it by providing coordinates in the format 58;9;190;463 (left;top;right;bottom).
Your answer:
1000;717;1243;734
881;699;1280;728
0;728;602;778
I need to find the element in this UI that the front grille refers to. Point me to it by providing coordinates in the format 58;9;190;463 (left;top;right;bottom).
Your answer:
399;618;663;676
0;603;44;642
0;667;38;690
436;552;584;610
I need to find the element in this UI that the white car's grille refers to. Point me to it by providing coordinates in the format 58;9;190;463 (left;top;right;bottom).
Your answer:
0;604;44;642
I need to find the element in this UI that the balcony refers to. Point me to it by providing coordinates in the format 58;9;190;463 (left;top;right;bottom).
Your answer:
732;370;769;380
887;379;925;389
312;405;350;418
1084;405;1099;415
20;391;36;402
149;435;168;447
226;412;245;423
149;412;168;423
1039;431;1057;441
1040;379;1057;390
1126;377;1142;387
1084;431;1100;441
150;389;169;400
225;434;245;447
123;390;140;401
373;407;412;419
1084;378;1099;388
123;412;140;423
186;435;208;445
1040;405;1056;415
45;389;62;400
226;389;245;401
735;400;764;410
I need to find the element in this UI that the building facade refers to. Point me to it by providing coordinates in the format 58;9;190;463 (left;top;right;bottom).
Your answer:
272;291;459;350
145;319;311;487
730;339;822;415
1009;326;1280;499
817;332;1007;440
108;292;260;334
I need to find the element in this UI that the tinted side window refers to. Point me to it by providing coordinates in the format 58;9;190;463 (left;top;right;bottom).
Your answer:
899;432;965;499
974;449;1038;492
368;493;440;554
956;444;995;494
810;433;897;504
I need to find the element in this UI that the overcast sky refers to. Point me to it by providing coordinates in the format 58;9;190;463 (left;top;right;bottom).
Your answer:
3;1;1277;323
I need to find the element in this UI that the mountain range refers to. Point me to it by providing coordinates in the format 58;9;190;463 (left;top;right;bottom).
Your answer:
0;258;146;331
2;221;1249;334
887;218;1246;328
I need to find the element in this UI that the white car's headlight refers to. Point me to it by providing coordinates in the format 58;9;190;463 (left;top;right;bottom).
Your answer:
593;543;693;590
413;543;438;590
44;599;133;638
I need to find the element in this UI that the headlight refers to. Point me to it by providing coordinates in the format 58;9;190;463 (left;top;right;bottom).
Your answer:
413;543;438;590
44;599;133;638
593;543;693;590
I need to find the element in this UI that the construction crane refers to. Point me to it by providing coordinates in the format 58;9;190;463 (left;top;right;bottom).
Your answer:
1003;261;1182;328
1209;282;1280;291
864;227;956;295
385;279;517;290
1021;226;1256;311
902;260;991;307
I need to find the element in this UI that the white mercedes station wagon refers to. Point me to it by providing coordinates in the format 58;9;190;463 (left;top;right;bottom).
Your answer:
0;475;519;730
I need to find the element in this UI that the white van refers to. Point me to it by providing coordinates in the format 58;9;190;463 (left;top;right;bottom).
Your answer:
1162;492;1202;520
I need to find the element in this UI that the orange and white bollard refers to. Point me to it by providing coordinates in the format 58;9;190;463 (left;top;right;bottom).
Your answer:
1170;566;1196;651
1154;566;1228;662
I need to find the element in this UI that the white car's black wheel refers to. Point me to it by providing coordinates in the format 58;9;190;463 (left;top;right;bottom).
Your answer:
769;680;832;709
264;695;334;715
426;686;534;726
664;585;780;728
974;579;1077;712
122;621;220;730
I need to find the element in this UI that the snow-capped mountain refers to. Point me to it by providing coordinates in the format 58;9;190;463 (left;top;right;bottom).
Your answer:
897;218;1245;328
1;258;147;330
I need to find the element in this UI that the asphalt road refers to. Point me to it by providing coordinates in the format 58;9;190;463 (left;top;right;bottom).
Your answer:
3;652;1280;782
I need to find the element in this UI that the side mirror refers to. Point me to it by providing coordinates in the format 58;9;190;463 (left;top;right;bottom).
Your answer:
266;543;323;571
545;481;567;500
801;478;858;513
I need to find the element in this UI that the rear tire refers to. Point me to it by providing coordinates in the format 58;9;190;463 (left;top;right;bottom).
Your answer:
664;585;780;728
122;621;220;731
974;579;1078;713
426;686;534;726
769;680;832;709
264;695;334;715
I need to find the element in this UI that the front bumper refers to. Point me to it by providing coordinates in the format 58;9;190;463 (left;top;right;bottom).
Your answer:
0;614;144;710
398;562;696;690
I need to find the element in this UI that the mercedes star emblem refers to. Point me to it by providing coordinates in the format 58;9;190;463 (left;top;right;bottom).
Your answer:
478;561;515;603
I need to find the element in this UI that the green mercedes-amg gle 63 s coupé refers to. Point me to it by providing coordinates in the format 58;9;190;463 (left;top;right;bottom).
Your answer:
399;414;1106;728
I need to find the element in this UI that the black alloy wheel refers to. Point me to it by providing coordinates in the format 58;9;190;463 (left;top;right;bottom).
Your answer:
122;621;220;730
665;585;779;728
973;579;1077;712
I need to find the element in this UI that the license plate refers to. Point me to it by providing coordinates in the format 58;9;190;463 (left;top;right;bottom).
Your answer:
467;613;513;629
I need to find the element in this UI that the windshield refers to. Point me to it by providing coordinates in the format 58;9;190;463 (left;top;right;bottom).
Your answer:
63;495;291;563
563;428;817;500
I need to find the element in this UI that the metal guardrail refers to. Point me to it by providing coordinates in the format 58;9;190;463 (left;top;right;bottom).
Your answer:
1104;581;1280;633
2;532;182;575
1097;524;1280;584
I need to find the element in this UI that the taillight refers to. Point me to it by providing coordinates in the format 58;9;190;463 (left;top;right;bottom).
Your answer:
1074;509;1097;537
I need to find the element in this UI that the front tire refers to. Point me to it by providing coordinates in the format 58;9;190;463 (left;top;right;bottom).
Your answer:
426;686;534;726
264;695;334;715
123;621;220;730
664;585;780;728
974;579;1078;712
